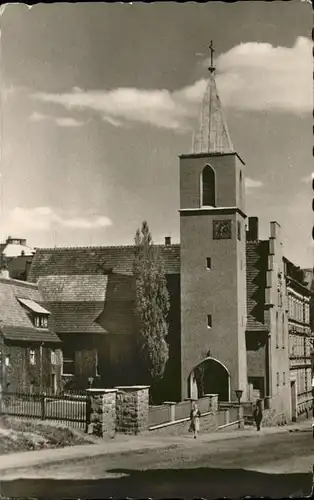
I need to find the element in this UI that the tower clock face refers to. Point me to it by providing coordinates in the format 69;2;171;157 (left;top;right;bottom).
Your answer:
213;220;232;240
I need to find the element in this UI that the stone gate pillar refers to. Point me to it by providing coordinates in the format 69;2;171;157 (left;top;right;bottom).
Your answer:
115;385;150;434
86;388;117;438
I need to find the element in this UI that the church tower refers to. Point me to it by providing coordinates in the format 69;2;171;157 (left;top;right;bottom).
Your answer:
179;44;247;401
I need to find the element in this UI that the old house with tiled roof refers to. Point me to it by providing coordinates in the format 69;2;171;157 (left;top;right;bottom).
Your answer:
29;245;181;399
0;266;62;394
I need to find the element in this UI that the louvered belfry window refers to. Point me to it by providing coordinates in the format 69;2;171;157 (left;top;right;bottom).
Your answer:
202;165;216;207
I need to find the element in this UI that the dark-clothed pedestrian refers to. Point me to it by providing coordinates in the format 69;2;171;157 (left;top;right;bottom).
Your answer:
253;399;263;431
189;402;201;439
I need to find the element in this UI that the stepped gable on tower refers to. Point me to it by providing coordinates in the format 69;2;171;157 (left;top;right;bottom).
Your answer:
192;72;234;155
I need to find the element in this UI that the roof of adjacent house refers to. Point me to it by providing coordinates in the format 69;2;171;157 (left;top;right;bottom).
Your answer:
38;275;108;302
28;244;181;281
0;277;61;343
28;241;271;334
45;302;107;334
37;275;109;335
246;241;269;333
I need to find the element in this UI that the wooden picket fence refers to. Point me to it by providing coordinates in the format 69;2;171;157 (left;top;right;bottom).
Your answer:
0;390;89;430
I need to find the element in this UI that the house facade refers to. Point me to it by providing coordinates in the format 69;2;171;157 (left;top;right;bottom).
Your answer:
0;266;62;394
284;258;312;419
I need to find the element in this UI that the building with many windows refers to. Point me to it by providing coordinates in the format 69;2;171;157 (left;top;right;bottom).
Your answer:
284;258;313;419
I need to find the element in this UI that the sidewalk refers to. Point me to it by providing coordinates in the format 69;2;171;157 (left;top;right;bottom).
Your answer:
0;418;311;474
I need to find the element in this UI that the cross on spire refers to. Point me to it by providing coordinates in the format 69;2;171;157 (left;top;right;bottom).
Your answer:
208;40;216;74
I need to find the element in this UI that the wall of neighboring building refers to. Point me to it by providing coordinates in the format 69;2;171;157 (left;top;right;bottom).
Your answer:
0;342;62;393
264;222;290;420
245;235;269;402
287;280;312;419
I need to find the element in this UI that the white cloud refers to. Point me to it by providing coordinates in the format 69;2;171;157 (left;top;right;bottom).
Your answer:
301;173;314;184
1;207;112;233
30;37;311;131
31;80;207;131
102;115;124;127
245;177;264;189
214;36;312;113
54;117;84;127
30;111;48;122
30;111;84;127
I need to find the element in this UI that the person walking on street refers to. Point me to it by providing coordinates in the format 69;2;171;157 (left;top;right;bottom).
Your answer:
190;402;201;439
253;399;263;431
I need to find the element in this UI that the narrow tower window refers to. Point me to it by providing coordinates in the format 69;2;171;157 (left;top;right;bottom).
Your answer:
239;170;243;205
202;165;216;207
237;221;241;241
206;257;211;270
207;315;212;328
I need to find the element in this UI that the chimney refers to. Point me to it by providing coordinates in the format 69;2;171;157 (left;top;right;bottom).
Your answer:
247;217;259;242
165;236;171;246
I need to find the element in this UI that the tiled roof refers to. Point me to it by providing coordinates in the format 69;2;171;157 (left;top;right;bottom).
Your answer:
28;244;181;281
46;302;107;334
246;241;269;332
38;275;108;302
1;325;61;343
0;277;61;343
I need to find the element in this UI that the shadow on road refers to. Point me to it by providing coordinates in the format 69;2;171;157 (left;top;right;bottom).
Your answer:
1;466;313;499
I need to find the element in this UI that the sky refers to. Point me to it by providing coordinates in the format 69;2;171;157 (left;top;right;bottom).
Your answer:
0;2;313;267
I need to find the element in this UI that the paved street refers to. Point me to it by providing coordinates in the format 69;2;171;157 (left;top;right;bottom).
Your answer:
1;424;314;498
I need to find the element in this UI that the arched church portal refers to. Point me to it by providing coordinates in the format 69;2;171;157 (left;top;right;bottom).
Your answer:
189;357;230;402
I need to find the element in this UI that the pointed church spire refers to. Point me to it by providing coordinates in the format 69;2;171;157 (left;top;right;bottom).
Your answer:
192;42;234;155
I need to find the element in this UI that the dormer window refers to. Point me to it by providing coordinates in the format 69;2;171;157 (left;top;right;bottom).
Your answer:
34;314;48;329
17;298;50;329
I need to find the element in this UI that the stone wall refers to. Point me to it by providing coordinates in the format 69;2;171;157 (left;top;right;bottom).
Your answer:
144;412;218;437
262;408;287;427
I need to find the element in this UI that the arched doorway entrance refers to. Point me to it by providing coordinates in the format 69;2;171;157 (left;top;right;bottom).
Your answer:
188;356;230;402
